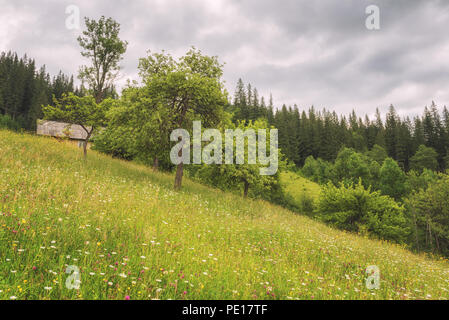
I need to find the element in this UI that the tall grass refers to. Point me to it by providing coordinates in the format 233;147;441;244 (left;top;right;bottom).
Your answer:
1;129;448;300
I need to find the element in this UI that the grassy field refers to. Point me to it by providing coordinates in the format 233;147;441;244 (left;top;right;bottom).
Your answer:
1;129;449;300
280;171;321;212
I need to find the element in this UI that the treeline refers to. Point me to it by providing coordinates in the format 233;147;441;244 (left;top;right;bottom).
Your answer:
230;78;449;172
0;51;85;130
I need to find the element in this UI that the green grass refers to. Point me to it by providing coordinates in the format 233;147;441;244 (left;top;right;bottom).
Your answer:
280;171;321;212
1;129;449;300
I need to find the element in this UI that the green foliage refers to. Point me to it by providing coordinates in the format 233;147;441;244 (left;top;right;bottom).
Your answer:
407;169;439;194
318;182;410;243
43;93;108;129
366;144;388;165
410;145;439;173
138;47;228;189
77;16;128;103
42;93;110;156
0;51;77;130
0;114;21;131
94;85;174;170
379;157;408;200
332;147;380;189
301;156;333;184
408;174;449;255
191;119;286;203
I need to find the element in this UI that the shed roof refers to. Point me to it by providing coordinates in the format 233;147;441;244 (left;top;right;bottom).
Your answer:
36;120;91;140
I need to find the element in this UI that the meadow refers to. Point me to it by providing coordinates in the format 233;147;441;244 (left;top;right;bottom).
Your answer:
1;129;449;300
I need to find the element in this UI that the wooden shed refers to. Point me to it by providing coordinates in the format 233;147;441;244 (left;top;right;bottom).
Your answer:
36;120;92;148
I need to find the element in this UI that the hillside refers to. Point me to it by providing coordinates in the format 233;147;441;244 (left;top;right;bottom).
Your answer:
280;171;321;212
1;129;449;300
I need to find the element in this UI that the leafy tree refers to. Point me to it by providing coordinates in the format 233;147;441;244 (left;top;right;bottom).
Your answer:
192;119;285;202
410;145;438;172
42;93;109;157
407;169;439;194
332;147;377;188
379;157;408;200
301;156;333;184
98;85;174;170
77;16;128;103
408;174;449;255
139;48;228;190
366;144;388;165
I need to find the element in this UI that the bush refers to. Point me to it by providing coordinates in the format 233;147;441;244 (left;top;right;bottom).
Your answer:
0;114;22;131
318;181;410;243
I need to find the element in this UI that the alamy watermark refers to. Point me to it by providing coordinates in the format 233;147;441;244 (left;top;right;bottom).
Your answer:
65;265;81;290
170;121;279;175
365;5;380;30
365;265;380;290
65;5;80;30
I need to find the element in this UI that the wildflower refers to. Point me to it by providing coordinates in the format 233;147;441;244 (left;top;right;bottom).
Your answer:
125;296;130;300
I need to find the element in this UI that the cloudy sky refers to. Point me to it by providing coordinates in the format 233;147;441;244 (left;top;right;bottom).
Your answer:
1;0;449;117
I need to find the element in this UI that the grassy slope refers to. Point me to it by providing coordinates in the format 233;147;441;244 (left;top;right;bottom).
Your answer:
1;129;449;300
280;171;321;205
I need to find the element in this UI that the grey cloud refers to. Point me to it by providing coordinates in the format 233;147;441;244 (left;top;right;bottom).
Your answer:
1;0;449;117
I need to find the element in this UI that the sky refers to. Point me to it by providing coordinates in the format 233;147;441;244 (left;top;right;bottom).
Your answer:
1;0;449;118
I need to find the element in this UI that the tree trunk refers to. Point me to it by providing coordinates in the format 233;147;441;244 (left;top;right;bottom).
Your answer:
173;106;188;190
243;180;249;198
80;126;93;159
153;157;159;171
174;163;183;190
412;208;420;252
83;139;88;158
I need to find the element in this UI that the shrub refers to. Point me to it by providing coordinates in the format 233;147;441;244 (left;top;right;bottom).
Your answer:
318;181;410;243
0;114;21;131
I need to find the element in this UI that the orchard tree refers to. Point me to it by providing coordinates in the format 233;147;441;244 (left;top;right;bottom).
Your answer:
78;16;128;103
42;93;110;157
192;119;285;201
139;48;228;190
102;85;174;170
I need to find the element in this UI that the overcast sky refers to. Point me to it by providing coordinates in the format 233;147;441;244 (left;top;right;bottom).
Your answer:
1;0;449;117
